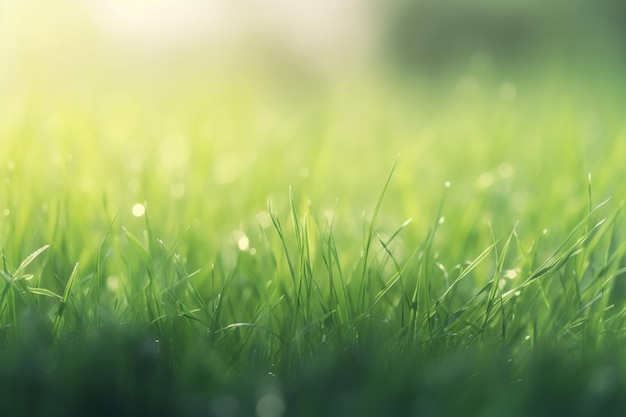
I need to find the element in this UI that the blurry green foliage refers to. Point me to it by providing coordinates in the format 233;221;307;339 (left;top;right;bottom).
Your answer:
386;0;626;73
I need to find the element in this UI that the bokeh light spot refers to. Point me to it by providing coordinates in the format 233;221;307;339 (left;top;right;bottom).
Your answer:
106;276;120;292
497;163;514;178
500;82;517;100
132;203;146;217
257;211;273;229
238;235;250;251
256;394;285;417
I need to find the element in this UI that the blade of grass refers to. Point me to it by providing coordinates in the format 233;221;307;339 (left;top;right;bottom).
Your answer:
357;156;399;313
53;262;79;340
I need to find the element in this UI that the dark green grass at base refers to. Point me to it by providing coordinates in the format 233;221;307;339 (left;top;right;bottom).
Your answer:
2;326;625;417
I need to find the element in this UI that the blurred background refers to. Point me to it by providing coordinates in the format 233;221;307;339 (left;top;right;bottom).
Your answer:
1;0;625;88
1;0;625;262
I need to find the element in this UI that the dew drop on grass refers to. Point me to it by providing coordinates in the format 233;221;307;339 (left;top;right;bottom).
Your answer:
2;209;9;216
6;160;14;170
132;203;145;217
444;180;451;188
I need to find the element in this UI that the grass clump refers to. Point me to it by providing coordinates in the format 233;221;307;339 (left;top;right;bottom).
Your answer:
1;68;626;415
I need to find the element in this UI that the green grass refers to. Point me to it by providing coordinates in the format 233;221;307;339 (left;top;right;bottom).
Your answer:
1;67;626;416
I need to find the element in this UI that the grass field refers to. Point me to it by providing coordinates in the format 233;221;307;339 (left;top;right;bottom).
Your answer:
2;2;626;416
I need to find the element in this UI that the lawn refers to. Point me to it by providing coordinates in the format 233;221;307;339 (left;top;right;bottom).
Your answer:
1;2;626;416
